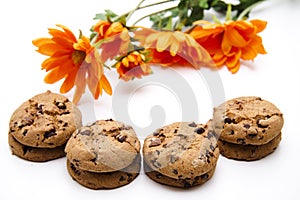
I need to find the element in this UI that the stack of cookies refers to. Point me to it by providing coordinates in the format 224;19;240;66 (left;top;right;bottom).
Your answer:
8;91;82;162
143;121;220;188
65;119;141;189
213;96;283;161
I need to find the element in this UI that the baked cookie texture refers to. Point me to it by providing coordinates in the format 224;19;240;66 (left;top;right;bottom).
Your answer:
143;121;219;188
8;91;82;162
65;119;141;189
213;96;283;161
65;119;141;172
8;134;66;162
66;155;141;190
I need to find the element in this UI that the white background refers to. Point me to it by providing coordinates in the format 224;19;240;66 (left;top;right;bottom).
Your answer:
0;0;299;199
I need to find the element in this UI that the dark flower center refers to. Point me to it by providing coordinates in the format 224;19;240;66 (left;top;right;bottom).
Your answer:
72;50;86;65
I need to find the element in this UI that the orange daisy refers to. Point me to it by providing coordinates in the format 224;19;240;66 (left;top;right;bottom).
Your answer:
92;20;130;61
116;51;152;81
32;24;112;104
188;19;267;73
134;28;213;69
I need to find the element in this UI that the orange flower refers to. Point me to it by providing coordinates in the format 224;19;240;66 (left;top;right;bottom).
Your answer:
32;24;112;104
135;28;213;69
188;19;267;73
93;20;130;61
116;51;152;81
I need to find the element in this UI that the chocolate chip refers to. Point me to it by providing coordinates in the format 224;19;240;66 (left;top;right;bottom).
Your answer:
170;155;178;163
120;126;132;130
244;124;251;129
230;130;235;135
61;111;70;115
183;181;192;188
105;119;113;121
23;146;29;155
224;118;232;124
188;122;197;127
44;129;57;138
149;138;161;147
55;101;66;109
258;123;269;128
127;173;133;181
173;169;178;175
37;104;44;114
200;173;209;179
237;138;246;144
156;173;163;179
70;163;81;176
195;127;205;134
174;129;178;133
22;129;28;136
79;130;92;136
119;176;125;182
247;133;258;138
116;134;127;143
153;132;159;136
207;131;218;139
257;119;269;128
151;160;161;168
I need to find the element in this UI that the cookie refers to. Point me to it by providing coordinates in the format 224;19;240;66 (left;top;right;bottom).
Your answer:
66;154;141;189
65;119;140;172
8;133;66;162
143;121;219;181
9;91;82;148
218;132;282;161
213;96;283;145
144;161;216;188
213;96;283;160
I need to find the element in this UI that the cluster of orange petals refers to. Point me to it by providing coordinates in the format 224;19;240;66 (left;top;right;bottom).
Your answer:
189;19;267;73
116;51;152;81
32;24;112;104
93;20;130;61
135;28;213;69
32;18;267;103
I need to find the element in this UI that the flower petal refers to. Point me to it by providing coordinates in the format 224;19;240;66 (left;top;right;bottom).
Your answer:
60;68;78;93
225;26;247;47
156;33;172;52
250;19;267;33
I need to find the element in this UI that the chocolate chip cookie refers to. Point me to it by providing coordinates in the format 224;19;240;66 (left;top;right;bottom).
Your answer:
65;119;140;172
9;90;82;148
66;154;141;190
213;96;283;160
144;161;216;188
8;91;82;162
143;121;219;187
8;134;66;162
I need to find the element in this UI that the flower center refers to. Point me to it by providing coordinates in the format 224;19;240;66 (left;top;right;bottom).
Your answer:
72;50;86;65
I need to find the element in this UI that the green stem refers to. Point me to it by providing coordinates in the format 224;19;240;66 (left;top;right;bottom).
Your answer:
113;0;174;23
126;0;146;22
131;6;177;26
236;1;263;20
225;4;232;21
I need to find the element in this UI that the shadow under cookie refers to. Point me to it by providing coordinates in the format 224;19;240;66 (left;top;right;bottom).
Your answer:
218;132;282;161
8;134;66;162
144;161;216;188
66;155;141;190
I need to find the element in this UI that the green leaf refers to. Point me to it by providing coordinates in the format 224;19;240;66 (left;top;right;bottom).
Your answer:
105;9;118;18
93;13;107;20
199;0;209;9
186;6;204;26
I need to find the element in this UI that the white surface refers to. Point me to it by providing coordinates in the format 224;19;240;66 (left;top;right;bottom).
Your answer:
0;0;300;199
